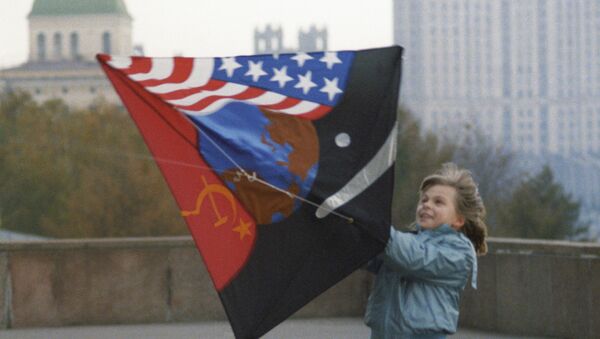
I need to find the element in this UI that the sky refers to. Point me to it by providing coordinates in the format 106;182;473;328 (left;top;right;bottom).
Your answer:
0;0;392;68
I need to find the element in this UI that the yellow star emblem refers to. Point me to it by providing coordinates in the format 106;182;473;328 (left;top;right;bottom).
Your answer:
233;218;253;240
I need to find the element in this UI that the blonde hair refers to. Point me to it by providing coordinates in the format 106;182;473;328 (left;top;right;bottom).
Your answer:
420;163;488;255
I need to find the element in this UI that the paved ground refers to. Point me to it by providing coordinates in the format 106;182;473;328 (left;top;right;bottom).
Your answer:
0;318;553;339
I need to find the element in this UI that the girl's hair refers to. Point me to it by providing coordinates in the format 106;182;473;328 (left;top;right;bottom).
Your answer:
420;163;488;255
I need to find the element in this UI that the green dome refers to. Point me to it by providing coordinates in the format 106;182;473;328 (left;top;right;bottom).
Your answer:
29;0;131;18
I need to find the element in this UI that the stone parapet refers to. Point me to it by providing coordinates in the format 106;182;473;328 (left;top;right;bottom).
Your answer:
0;237;597;338
0;236;370;330
460;238;600;339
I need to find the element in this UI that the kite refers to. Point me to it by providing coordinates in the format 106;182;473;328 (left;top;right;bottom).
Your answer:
97;46;402;339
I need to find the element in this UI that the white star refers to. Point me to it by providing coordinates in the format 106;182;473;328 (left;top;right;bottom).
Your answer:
319;52;342;69
320;77;343;101
294;71;317;94
219;57;241;77
245;60;267;82
270;66;293;88
291;52;313;67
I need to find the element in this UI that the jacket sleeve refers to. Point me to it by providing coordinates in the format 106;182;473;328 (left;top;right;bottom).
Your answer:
364;253;384;274
383;227;473;287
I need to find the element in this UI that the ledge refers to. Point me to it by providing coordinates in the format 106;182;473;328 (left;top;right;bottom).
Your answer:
0;236;195;251
487;237;600;257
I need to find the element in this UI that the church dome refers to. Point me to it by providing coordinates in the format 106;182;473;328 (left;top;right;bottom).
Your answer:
29;0;131;18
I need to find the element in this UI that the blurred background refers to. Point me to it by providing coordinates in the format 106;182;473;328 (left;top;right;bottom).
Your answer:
0;0;598;242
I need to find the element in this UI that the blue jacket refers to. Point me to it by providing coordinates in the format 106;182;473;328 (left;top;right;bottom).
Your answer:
364;224;477;338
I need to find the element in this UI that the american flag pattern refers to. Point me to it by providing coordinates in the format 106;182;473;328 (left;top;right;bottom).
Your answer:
100;51;355;120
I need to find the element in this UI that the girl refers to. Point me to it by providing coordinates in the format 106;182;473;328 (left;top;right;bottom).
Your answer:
365;163;487;339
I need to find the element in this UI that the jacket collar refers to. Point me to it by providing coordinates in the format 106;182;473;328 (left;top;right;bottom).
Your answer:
415;223;478;289
415;223;456;235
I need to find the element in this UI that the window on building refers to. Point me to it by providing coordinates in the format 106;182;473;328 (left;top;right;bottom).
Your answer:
102;31;112;54
316;38;324;51
53;32;62;59
70;32;79;60
37;33;46;61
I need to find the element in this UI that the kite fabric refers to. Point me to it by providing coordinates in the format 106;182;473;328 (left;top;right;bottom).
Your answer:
97;45;402;339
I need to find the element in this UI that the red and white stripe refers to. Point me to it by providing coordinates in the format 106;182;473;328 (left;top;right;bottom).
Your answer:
106;56;331;119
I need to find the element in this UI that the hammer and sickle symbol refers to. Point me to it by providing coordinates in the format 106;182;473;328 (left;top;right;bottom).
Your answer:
181;176;237;228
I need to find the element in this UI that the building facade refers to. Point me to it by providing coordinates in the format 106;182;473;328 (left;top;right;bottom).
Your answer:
394;0;600;157
0;0;133;107
394;0;600;237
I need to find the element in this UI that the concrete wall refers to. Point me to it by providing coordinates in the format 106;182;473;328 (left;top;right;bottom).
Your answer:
0;237;370;330
460;238;600;339
0;237;598;338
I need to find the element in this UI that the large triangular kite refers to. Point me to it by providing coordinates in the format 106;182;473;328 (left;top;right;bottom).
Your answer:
97;46;402;339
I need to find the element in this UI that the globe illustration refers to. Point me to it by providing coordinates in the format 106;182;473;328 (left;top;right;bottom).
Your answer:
192;102;319;225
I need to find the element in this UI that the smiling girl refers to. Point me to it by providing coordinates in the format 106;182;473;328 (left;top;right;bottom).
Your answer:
365;163;488;339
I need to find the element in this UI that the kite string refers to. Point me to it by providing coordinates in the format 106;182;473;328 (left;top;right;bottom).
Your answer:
103;65;358;225
235;169;354;224
5;119;354;223
5;130;354;222
3;137;239;175
193;123;253;178
179;111;355;224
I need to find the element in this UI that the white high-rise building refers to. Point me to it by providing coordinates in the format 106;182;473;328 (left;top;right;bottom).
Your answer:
394;0;600;237
394;0;600;157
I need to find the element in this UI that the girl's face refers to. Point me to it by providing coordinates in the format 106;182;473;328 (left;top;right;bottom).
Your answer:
416;184;465;230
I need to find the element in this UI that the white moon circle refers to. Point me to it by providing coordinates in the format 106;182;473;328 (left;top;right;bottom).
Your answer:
335;133;351;148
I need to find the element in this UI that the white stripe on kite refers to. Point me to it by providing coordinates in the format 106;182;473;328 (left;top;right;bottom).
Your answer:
130;58;174;81
146;58;214;94
107;56;132;69
197;98;243;113
166;83;248;106
315;121;398;219
277;101;320;115
245;92;286;106
178;98;239;115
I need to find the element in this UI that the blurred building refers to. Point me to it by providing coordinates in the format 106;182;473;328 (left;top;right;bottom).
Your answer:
254;25;328;54
0;0;134;107
394;0;600;237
